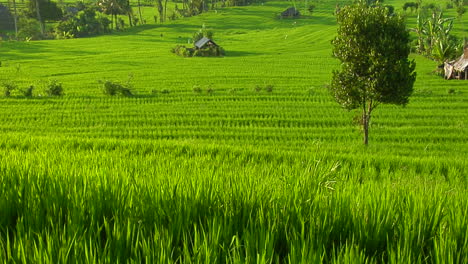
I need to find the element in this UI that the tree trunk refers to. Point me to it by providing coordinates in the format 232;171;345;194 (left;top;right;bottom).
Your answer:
35;0;44;35
164;0;168;22
128;13;133;27
363;112;370;145
127;0;133;26
138;0;143;24
13;0;18;39
156;0;163;23
362;102;373;145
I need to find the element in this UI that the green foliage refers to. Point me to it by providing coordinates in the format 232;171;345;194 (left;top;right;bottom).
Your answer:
171;44;195;57
0;137;466;263
27;0;63;21
2;82;17;97
21;85;35;97
456;5;466;18
193;24;214;43
0;1;467;261
17;16;43;40
55;7;111;38
413;11;461;63
101;80;133;97
403;2;419;12
98;0;133;29
330;3;416;144
45;79;63;96
192;85;202;93
172;45;224;57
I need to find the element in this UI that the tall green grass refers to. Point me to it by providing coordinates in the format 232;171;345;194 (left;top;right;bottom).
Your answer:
0;136;466;262
0;0;467;262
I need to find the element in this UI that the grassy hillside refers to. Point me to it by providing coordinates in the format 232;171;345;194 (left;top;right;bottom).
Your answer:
0;0;467;262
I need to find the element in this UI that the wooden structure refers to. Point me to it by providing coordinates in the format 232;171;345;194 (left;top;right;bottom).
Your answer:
444;46;468;80
281;7;300;18
194;37;218;49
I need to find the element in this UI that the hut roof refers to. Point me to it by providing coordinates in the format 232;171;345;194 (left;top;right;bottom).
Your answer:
452;47;468;71
281;7;300;18
194;37;218;49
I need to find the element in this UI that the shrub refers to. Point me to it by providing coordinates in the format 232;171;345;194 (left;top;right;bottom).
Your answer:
171;45;195;57
101;80;133;97
3;83;17;97
21;85;34;97
45;80;63;96
308;5;316;14
161;89;170;94
17;17;43;41
192;85;202;93
55;7;111;39
403;2;419;12
206;86;214;94
385;5;395;15
265;84;274;93
193;24;213;43
457;5;466;18
254;85;262;92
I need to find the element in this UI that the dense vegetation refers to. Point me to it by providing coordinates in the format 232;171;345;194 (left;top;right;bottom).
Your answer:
0;0;467;262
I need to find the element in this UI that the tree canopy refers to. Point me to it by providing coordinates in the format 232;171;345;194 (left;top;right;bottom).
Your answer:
330;3;416;145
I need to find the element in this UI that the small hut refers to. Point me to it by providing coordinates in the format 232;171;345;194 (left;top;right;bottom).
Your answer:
194;37;218;49
281;7;300;18
444;46;468;80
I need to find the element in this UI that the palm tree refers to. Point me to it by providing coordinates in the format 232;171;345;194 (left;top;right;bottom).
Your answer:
98;0;127;29
12;0;18;39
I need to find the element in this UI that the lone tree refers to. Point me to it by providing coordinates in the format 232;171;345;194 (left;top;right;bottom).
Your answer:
330;3;416;145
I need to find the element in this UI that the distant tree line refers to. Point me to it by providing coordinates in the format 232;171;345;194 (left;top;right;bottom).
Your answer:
1;0;261;41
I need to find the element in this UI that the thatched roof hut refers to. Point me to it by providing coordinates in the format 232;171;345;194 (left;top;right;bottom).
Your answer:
281;7;300;18
194;37;218;49
444;47;468;80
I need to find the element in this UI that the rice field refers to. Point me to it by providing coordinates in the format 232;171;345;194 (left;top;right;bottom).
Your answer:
0;0;467;262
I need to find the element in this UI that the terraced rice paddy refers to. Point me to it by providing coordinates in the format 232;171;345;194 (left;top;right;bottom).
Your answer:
0;0;467;262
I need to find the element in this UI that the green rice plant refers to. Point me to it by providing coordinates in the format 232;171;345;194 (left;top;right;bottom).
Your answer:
0;0;467;262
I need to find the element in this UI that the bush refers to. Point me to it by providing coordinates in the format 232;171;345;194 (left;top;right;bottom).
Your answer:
385;5;395;15
21;85;34;97
55;7;111;39
457;5;466;17
45;80;63;96
3;83;17;97
403;2;419;12
254;84;274;93
161;89;170;94
101;80;133;97
18;17;43;41
171;45;195;57
192;85;202;93
193;24;213;43
308;5;316;14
